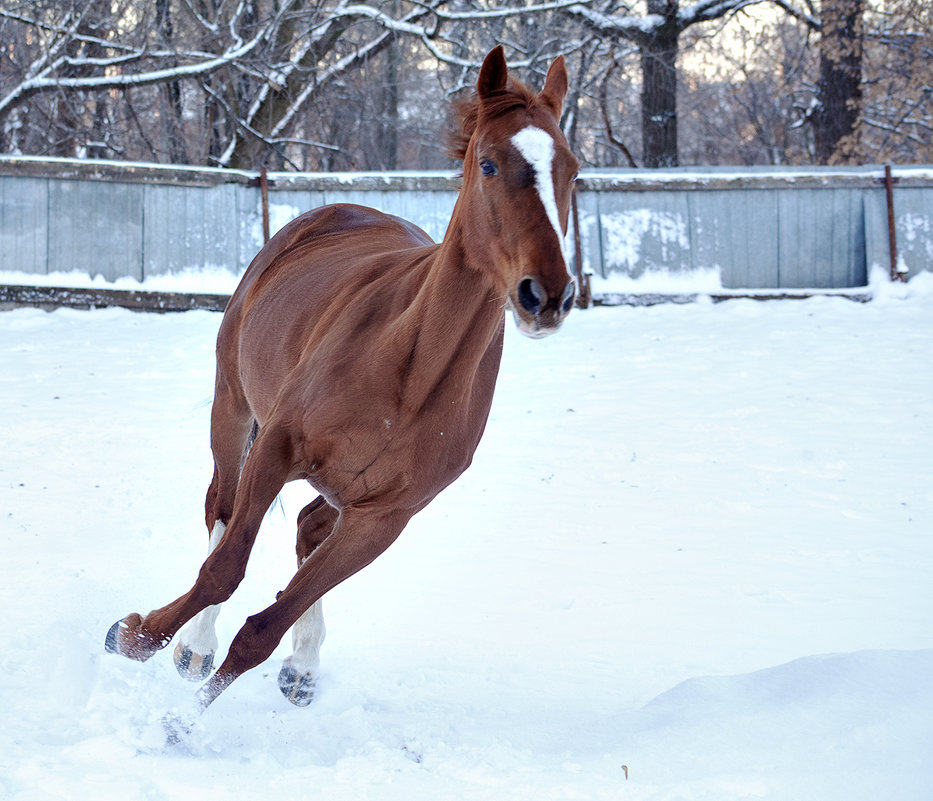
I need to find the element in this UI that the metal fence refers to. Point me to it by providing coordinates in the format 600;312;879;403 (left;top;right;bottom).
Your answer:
1;156;931;288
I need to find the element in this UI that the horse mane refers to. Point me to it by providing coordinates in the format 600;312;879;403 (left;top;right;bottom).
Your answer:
446;78;537;162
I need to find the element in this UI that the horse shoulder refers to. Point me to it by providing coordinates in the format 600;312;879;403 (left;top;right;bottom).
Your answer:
225;206;436;423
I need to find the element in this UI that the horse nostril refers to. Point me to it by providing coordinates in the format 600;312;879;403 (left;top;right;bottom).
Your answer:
561;281;576;314
518;277;546;314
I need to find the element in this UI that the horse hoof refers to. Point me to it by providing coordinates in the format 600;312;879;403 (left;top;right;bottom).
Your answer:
173;641;214;682
278;662;317;707
104;619;123;655
104;614;161;661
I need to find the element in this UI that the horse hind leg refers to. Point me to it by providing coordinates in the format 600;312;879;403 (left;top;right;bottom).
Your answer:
172;391;257;680
278;600;326;706
278;496;338;706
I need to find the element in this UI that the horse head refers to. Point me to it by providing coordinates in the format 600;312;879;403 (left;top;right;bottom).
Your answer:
450;46;580;338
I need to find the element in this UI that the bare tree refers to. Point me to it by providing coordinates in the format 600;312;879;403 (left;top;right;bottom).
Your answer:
0;0;587;168
766;0;931;164
861;0;933;162
678;10;816;164
2;1;929;169
564;0;777;167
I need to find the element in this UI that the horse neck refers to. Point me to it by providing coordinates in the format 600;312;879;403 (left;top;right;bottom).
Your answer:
397;203;505;411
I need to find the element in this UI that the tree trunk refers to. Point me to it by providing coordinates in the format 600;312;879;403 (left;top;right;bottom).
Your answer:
380;35;401;170
156;0;189;164
815;0;864;164
640;22;680;167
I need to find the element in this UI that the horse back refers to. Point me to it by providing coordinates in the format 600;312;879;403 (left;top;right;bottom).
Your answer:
235;204;433;309
217;204;437;421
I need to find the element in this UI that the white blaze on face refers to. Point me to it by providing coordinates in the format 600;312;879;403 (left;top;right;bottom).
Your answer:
510;125;568;262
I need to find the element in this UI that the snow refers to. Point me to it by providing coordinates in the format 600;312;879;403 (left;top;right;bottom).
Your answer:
590;264;726;294
0;153;256;181
598;209;690;274
1;273;932;800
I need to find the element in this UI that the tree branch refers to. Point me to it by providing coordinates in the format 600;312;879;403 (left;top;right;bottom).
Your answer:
0;0;300;117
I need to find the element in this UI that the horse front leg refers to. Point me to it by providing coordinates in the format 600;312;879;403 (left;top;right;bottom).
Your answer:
171;520;226;681
197;504;410;710
171;384;256;679
105;424;295;664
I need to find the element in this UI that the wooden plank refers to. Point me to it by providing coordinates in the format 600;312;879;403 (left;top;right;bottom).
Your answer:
0;285;229;312
593;290;872;306
47;180;144;281
0;284;874;313
0;176;48;276
143;183;242;277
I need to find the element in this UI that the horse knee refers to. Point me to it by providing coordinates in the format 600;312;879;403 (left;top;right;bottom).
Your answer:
226;611;285;674
196;545;249;606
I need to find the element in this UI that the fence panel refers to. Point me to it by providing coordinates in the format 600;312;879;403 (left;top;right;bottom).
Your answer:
0;175;47;274
776;188;865;288
143;183;249;277
0;158;930;289
48;178;144;281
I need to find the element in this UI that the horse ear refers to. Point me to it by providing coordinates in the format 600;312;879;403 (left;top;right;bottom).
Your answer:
477;45;508;100
538;55;568;118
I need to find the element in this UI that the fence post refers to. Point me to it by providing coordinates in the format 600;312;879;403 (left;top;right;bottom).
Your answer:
249;167;272;244
883;164;906;283
571;180;591;308
260;167;271;244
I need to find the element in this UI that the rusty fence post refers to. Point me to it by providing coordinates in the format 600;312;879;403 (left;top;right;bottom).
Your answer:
571;180;591;308
259;166;271;244
249;167;273;244
883;164;907;283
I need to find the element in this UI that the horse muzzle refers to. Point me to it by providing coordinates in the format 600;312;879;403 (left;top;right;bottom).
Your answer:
509;275;575;338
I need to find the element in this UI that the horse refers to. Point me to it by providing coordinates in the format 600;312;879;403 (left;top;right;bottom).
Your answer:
105;45;580;712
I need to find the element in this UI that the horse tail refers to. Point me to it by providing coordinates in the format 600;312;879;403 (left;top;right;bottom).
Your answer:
243;420;286;519
239;418;260;470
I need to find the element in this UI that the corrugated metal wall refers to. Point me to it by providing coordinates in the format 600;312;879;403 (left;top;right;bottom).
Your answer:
1;157;930;288
576;168;931;287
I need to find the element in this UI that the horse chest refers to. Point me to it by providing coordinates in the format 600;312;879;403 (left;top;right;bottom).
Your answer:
297;367;495;510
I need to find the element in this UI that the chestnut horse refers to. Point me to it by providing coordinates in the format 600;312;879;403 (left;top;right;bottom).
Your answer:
106;46;579;711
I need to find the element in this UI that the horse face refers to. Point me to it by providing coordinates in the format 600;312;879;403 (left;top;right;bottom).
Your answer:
469;50;580;339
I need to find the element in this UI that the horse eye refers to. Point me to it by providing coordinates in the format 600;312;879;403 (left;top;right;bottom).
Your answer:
480;159;498;177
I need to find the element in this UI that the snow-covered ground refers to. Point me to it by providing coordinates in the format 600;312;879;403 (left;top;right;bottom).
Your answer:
1;272;932;800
